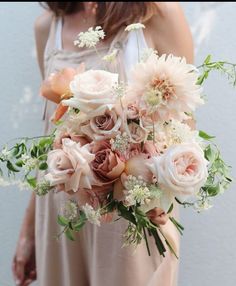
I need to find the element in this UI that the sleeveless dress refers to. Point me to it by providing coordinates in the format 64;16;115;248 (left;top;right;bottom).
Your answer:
35;17;180;286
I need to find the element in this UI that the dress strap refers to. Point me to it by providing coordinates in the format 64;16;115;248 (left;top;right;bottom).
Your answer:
107;27;129;83
44;16;61;58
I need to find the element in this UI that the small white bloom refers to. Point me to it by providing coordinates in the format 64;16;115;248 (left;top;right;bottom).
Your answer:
126;185;151;206
63;200;79;221
1;147;11;160
0;177;10;187
125;23;145;32
110;132;130;154
82;203;101;226
140;48;158;62
74;26;105;48
35;180;51;196
21;154;38;171
103;49;118;62
165;120;200;146
194;199;213;212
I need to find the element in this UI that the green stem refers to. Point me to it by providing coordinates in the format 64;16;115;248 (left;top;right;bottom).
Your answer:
169;216;184;236
149;228;166;257
158;227;179;259
143;227;151;256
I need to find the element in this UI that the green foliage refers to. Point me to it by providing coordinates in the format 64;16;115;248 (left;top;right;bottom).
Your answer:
197;54;236;86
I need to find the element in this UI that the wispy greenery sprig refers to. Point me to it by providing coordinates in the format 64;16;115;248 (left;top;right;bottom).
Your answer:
0;133;55;192
197;54;236;86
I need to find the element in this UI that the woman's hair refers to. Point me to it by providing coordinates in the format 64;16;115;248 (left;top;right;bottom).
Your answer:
41;2;158;39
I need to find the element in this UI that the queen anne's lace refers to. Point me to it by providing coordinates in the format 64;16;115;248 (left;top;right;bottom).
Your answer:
74;26;105;48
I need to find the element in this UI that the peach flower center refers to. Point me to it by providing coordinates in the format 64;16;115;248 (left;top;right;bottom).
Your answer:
151;77;175;102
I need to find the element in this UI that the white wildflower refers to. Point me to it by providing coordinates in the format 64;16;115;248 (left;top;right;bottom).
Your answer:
125;23;145;32
103;49;118;63
110;132;130;154
126;185;151;206
140;48;158;62
21;154;38;171
35;180;51;196
82;203;101;226
124;175;147;191
194;199;213;212
112;82;126;99
63;200;79;221
0;177;10;187
74;26;105;48
165;120;200;146
1;147;11;160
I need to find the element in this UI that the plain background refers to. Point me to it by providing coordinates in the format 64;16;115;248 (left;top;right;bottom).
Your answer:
0;2;236;286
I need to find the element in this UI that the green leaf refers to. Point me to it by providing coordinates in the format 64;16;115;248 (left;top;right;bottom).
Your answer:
204;145;216;162
38;154;47;161
39;137;53;148
65;228;75;241
57;215;69;227
207;183;221;197
197;73;206;85
39;162;48;170
6;161;19;172
11;145;20;157
15;160;24;167
117;203;136;225
73;221;86;231
30;145;38;158
199;130;215;140
26;177;37;188
167;203;174;214
204;54;212;64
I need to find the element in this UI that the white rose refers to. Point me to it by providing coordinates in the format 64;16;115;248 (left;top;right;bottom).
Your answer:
45;138;95;192
63;70;119;117
147;143;208;211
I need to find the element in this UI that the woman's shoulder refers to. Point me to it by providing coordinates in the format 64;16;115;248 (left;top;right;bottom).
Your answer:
34;11;54;77
145;2;194;63
34;10;53;37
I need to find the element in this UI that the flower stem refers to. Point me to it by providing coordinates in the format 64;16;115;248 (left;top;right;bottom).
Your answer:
143;227;151;256
158;227;179;259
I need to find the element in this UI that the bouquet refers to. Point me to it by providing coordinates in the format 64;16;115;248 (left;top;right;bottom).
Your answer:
0;23;233;258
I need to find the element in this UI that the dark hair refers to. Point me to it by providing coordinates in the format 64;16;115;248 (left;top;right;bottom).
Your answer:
41;2;158;39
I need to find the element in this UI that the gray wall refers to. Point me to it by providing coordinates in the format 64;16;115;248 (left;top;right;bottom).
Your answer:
0;2;235;286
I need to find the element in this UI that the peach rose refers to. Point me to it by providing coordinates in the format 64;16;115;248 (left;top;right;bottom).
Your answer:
80;109;122;141
45;138;95;192
91;140;125;184
53;132;89;149
125;154;153;182
63;70;119;117
148;143;208;210
40;67;80;103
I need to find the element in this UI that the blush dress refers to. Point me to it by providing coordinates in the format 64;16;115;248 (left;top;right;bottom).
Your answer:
35;16;180;286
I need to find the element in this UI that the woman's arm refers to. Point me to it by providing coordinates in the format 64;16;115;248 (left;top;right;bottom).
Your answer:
34;11;53;79
146;2;194;64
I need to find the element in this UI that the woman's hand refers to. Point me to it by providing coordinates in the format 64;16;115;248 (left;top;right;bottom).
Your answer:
12;234;36;286
12;194;36;286
147;208;169;226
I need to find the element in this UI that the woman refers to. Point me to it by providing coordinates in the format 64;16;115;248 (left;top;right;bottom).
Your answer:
12;2;193;286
